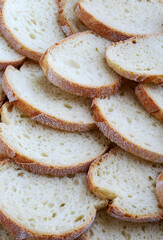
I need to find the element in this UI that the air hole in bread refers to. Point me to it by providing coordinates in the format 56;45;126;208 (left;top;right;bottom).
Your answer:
75;215;84;222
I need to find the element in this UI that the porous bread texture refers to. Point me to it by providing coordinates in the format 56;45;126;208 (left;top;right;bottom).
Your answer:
0;0;65;61
156;173;163;207
58;0;88;36
135;83;163;122
40;31;121;98
106;34;163;84
0;160;107;239
88;147;163;222
0;224;15;240
3;61;95;131
75;0;163;41
92;84;163;163
0;32;25;69
0;71;5;107
79;211;163;240
0;103;109;176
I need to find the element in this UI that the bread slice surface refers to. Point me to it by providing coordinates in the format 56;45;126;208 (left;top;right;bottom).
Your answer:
106;34;163;84
79;210;163;240
3;61;95;131
75;0;163;41
0;160;107;239
88;147;163;222
135;83;163;122
0;0;65;61
40;31;121;98
92;83;163;163
0;102;109;176
58;0;88;36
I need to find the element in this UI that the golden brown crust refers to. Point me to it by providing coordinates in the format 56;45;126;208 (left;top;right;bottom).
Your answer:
106;35;163;84
0;57;25;71
156;173;163;207
92;99;163;163
2;66;96;131
77;235;87;240
40;31;122;98
135;83;163;122
0;90;6;107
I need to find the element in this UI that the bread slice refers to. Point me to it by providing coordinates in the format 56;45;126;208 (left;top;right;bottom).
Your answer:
0;33;25;70
135;83;163;122
0;71;6;107
92;83;163;163
78;210;163;240
0;0;65;61
0;102;109;176
0;224;15;240
157;173;163;207
3;61;96;131
58;0;88;36
40;31;121;98
106;34;163;84
75;0;163;41
0;160;107;240
87;147;163;222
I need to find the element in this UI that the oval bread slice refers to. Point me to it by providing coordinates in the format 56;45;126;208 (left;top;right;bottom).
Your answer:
106;34;163;84
0;160;107;240
79;210;163;240
135;83;163;122
3;61;96;131
58;0;88;36
40;31;121;98
88;147;163;222
92;83;163;163
0;0;65;61
0;102;109;176
75;0;163;41
156;173;163;207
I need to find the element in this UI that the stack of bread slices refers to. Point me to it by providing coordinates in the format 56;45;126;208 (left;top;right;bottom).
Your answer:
0;0;162;239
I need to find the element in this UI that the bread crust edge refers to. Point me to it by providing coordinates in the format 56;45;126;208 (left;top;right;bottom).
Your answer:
156;173;163;207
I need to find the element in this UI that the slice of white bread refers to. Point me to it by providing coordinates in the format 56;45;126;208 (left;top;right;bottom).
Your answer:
0;160;107;240
157;173;163;207
75;0;163;41
40;31;121;98
106;34;163;84
3;61;96;131
0;224;15;240
58;0;88;36
92;83;163;163
135;83;163;122
0;0;65;61
0;33;25;70
87;147;163;222
0;71;6;107
0;102;109;176
78;210;163;240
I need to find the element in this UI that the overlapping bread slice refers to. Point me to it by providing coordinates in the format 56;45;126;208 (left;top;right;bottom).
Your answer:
92;83;163;163
0;102;109;176
88;147;163;222
0;160;107;240
0;71;6;107
157;173;163;207
0;33;25;70
0;224;15;240
0;0;65;61
106;34;163;84
75;0;163;41
78;211;163;240
58;0;88;36
40;31;121;98
3;61;96;131
135;83;163;122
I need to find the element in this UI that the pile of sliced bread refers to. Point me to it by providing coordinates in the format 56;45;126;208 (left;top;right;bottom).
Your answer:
0;0;162;239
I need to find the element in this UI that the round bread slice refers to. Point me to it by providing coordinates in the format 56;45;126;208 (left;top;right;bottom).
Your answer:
87;147;163;222
40;31;121;98
92;83;163;163
0;102;109;176
0;160;107;240
75;0;163;41
58;0;88;36
78;210;163;240
106;34;163;84
0;33;25;70
0;71;6;107
0;0;65;61
157;173;163;207
3;61;96;131
135;83;163;122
